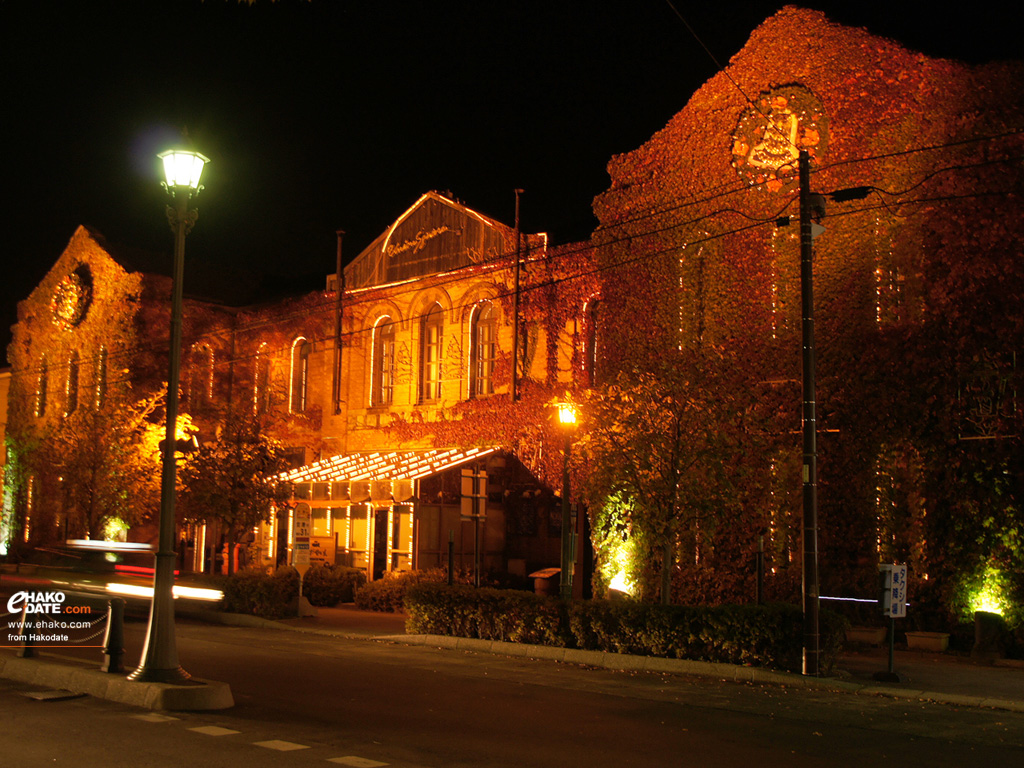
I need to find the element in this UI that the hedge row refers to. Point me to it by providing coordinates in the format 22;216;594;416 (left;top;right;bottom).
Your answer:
405;583;848;674
353;568;451;612
220;564;366;619
405;583;568;646
302;564;366;606
221;566;298;619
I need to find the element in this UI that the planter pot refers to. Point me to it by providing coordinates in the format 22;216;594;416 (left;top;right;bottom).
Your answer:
905;631;949;652
846;626;887;645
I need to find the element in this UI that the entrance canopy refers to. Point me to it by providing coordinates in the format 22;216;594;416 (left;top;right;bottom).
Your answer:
280;446;499;484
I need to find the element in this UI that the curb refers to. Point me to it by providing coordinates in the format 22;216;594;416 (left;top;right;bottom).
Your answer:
380;634;1024;714
0;654;233;711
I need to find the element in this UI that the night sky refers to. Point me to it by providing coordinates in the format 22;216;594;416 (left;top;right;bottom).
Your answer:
3;1;1022;365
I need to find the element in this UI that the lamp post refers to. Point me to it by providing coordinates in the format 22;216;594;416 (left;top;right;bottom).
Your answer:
556;402;578;601
129;148;208;683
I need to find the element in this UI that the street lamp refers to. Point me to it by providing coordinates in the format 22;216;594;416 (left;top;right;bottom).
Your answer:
556;402;578;601
129;148;208;683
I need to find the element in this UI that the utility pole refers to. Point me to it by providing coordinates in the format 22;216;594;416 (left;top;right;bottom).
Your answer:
799;149;821;677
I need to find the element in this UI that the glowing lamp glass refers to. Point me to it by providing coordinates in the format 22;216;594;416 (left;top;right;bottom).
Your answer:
158;149;209;190
557;403;577;426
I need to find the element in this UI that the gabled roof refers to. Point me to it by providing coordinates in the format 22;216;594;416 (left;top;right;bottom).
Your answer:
344;191;517;290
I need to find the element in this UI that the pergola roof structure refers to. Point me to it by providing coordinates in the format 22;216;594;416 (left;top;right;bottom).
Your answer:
280;446;499;484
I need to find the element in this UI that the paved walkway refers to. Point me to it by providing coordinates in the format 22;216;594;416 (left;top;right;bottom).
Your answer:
269;604;1024;712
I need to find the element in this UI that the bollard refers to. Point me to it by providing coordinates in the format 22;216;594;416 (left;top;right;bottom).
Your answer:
16;603;35;658
100;598;125;673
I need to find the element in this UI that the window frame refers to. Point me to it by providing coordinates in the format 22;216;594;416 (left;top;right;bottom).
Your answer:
289;337;312;413
419;304;443;403
371;317;396;407
469;301;496;398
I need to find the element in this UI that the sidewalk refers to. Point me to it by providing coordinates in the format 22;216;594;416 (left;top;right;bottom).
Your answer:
267;604;1024;713
4;603;1021;713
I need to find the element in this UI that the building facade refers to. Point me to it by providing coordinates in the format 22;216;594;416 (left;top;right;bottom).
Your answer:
588;7;1023;620
4;9;1019;630
2;193;598;586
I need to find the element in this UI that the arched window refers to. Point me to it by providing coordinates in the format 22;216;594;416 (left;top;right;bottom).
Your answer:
420;304;443;403
36;356;49;417
254;342;271;414
584;299;601;387
470;302;496;398
94;347;108;408
66;351;80;416
290;337;312;413
372;318;396;407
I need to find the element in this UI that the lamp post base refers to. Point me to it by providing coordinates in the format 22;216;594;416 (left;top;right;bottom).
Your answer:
127;665;193;684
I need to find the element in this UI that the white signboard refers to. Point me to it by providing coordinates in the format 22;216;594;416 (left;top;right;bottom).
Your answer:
880;563;907;618
292;503;311;575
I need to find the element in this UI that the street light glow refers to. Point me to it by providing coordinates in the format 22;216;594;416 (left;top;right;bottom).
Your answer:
158;149;209;190
557;402;578;426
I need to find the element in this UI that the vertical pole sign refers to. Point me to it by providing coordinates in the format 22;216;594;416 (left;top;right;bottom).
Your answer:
292;502;312;601
461;466;487;587
876;563;907;681
880;563;908;618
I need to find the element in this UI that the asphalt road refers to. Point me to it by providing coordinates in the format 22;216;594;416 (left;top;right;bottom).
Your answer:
2;617;1023;767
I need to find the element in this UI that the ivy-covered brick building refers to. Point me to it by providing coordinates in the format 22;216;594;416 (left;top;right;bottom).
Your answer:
2;194;598;586
587;7;1023;631
3;8;1021;639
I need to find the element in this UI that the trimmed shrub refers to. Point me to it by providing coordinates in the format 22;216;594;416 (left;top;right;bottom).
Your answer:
221;565;299;619
569;601;847;673
353;568;448;612
404;584;848;674
406;583;568;646
302;563;366;607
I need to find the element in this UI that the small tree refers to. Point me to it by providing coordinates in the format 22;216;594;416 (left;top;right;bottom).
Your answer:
178;414;290;575
577;349;752;604
40;387;165;540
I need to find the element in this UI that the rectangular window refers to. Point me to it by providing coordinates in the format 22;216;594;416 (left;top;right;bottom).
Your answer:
380;335;395;404
475;321;495;396
423;324;441;401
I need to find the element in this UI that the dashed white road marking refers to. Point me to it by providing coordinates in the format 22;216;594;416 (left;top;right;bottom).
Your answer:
189;725;240;736
253;739;310;751
131;713;393;765
132;713;180;723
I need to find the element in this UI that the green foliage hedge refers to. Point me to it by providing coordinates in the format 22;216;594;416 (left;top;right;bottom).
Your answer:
221;566;298;619
353;569;449;612
405;583;848;674
406;583;569;646
302;563;366;607
219;564;367;616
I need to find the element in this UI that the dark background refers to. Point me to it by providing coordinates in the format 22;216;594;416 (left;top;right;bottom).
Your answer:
3;1;1022;363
